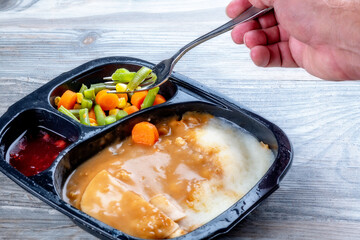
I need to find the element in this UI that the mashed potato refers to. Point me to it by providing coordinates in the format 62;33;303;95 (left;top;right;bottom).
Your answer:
178;117;274;229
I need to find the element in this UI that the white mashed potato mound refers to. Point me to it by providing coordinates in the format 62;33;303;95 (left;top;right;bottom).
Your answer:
180;117;275;229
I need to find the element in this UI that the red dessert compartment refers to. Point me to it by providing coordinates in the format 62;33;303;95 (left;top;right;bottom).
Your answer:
7;126;71;177
0;108;80;177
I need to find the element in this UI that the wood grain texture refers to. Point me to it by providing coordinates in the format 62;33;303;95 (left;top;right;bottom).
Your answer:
1;0;360;239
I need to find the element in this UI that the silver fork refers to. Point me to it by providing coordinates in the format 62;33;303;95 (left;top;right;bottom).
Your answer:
107;6;273;93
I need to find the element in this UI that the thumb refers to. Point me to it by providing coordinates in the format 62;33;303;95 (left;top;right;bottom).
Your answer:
249;0;275;8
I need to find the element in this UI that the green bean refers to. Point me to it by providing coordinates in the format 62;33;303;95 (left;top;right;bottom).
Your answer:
112;70;136;83
140;78;156;87
69;109;80;118
58;106;80;122
79;108;90;126
116;110;128;120
114;68;129;74
104;115;116;125
138;72;157;87
81;98;93;110
90;83;106;94
127;67;153;91
147;72;157;82
83;88;95;100
94;104;106;126
79;84;88;94
141;87;159;109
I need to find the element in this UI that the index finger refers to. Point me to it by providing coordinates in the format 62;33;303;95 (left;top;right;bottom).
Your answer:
248;0;274;9
226;0;252;18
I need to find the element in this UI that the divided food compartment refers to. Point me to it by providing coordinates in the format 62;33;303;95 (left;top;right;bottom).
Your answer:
0;57;293;240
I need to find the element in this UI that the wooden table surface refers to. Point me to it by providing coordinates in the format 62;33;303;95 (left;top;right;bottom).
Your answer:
1;0;360;239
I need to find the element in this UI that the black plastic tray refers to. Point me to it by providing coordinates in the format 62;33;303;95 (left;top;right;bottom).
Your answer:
0;56;293;240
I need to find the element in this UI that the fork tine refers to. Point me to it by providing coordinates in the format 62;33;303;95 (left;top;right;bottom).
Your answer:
105;85;116;90
103;76;112;80
104;81;116;85
104;81;153;87
103;78;156;93
140;81;153;87
106;90;121;94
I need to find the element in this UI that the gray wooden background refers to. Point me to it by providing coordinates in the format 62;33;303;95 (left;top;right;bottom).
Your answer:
1;0;360;239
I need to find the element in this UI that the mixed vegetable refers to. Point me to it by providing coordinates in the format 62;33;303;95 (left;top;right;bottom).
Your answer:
55;67;166;126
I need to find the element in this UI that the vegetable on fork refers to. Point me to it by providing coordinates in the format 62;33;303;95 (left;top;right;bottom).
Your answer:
104;66;157;94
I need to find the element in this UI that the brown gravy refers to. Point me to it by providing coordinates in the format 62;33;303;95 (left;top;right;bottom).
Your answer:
63;112;273;238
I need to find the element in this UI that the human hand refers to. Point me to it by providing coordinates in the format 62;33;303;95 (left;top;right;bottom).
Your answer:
226;0;360;80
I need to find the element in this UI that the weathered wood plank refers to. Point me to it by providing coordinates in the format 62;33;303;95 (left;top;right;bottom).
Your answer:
0;1;316;82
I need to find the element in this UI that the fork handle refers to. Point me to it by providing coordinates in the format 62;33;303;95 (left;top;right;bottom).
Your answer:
171;6;273;64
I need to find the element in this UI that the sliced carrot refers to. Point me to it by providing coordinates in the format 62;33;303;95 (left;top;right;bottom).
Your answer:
116;93;128;102
132;122;159;146
89;107;96;119
123;105;139;115
95;89;109;105
131;91;148;109
97;93;119;111
57;90;77;109
89;117;97;124
73;103;82;109
153;94;166;105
